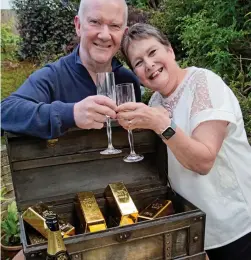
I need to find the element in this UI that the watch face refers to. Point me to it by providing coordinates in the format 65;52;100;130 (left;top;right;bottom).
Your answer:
163;127;175;138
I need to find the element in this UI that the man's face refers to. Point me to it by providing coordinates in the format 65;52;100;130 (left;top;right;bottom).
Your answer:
75;0;126;66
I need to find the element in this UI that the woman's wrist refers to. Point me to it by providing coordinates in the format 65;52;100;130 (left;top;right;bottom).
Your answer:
152;108;171;134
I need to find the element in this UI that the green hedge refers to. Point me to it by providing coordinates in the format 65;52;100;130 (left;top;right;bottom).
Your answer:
12;0;78;62
149;0;251;137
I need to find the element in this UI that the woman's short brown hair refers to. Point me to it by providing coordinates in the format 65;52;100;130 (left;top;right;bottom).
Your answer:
121;23;171;69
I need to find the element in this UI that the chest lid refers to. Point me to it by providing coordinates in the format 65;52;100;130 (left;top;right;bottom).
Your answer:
5;125;169;210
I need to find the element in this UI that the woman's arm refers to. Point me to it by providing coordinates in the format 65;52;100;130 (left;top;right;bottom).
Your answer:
117;102;228;175
160;118;228;175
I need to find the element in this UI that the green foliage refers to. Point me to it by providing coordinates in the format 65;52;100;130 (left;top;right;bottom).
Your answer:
178;12;245;78
231;79;251;137
1;201;20;246
127;0;149;8
127;0;162;9
0;186;8;202
141;88;154;104
1;60;39;100
11;0;78;61
1;21;20;59
149;0;251;137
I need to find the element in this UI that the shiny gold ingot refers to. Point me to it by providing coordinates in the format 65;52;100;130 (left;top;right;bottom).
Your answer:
138;199;174;221
22;203;75;238
105;182;138;226
46;138;58;148
77;191;107;233
28;232;47;245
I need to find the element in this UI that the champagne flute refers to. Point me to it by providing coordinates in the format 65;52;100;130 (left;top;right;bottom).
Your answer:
96;72;122;155
116;83;144;163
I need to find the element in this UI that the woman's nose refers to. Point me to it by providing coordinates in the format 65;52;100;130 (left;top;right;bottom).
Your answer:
145;60;155;71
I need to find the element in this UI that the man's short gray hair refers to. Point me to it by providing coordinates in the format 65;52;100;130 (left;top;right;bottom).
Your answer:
121;23;171;69
77;0;128;26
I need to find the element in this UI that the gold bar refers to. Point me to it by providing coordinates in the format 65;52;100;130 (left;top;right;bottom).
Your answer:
77;191;107;233
22;203;75;238
105;182;138;226
138;199;174;221
28;232;47;245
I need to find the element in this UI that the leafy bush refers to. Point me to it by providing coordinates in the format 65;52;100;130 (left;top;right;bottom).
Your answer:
127;0;163;9
149;0;251;136
1;201;20;246
1;21;20;59
12;0;78;62
141;88;154;104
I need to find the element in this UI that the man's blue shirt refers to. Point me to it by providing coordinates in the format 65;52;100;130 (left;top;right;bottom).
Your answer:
1;46;141;139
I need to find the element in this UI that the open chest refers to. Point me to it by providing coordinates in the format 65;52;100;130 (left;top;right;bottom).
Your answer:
6;124;206;260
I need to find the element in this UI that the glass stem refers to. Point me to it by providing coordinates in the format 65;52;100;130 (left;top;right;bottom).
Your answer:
106;116;114;149
128;130;136;155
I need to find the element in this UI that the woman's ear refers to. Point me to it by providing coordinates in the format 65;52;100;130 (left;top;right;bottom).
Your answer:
167;46;176;60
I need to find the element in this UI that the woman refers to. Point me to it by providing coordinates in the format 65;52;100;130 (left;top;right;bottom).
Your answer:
117;23;251;260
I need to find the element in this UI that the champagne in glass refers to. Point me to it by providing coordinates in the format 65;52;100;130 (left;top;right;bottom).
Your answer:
96;72;121;155
116;83;144;163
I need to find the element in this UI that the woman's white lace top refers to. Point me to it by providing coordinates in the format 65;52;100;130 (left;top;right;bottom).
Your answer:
149;67;251;249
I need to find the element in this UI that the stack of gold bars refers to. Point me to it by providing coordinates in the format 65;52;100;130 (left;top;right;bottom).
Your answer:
22;182;174;244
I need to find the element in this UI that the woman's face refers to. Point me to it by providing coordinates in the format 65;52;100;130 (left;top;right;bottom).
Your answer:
127;37;181;96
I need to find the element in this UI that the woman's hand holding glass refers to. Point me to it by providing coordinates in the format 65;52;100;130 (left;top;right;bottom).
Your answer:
117;103;171;135
116;83;144;163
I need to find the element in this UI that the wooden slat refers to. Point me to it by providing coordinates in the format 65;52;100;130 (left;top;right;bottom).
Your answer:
12;144;155;171
8;128;155;162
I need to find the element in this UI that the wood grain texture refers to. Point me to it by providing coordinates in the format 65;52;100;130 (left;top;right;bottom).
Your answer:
5;127;206;260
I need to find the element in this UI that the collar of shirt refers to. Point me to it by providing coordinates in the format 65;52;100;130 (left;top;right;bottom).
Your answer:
74;45;123;72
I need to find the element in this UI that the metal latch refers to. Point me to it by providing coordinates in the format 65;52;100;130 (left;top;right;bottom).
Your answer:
116;231;131;242
47;138;58;148
164;232;172;260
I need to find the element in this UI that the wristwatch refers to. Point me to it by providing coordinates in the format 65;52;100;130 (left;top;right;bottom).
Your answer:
159;119;177;141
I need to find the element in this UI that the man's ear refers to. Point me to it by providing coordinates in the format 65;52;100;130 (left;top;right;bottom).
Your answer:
124;26;129;34
74;15;81;37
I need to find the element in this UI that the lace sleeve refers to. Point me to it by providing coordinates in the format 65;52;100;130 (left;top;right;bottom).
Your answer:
148;92;162;107
189;69;237;133
190;70;213;119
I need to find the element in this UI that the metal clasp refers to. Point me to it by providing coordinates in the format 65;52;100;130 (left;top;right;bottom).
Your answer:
164;232;172;260
116;231;131;242
71;253;82;260
47;138;58;148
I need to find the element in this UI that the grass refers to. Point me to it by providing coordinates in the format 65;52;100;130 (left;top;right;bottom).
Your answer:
1;53;38;100
1;52;39;145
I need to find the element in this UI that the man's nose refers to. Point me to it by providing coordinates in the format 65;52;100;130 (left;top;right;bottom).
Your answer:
98;25;112;41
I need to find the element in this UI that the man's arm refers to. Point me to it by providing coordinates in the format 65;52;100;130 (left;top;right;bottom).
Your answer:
1;66;118;139
1;67;75;139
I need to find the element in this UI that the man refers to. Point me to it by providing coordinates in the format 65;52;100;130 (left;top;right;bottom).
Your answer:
1;0;141;139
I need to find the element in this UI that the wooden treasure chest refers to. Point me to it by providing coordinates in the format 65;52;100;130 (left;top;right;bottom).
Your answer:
5;124;206;260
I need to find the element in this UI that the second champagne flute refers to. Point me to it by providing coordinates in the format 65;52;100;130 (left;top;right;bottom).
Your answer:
116;83;144;163
96;72;122;155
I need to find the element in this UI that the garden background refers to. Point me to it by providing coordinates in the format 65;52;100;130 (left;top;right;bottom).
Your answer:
1;0;251;238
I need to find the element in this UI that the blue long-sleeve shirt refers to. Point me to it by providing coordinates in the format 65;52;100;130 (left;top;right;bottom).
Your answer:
1;46;141;139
